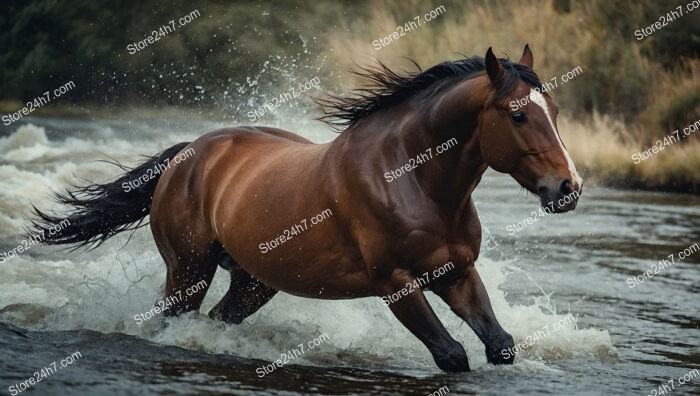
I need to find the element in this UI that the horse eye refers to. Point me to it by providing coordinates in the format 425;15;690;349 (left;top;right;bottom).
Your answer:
511;111;527;124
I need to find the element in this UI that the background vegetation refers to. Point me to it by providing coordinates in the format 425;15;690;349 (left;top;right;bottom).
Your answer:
1;0;698;192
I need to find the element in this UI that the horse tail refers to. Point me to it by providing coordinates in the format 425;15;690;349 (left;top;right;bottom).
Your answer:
27;142;192;249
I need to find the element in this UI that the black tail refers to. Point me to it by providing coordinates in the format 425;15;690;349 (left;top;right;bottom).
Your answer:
27;142;192;249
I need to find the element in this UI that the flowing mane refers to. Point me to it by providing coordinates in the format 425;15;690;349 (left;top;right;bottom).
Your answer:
318;56;543;130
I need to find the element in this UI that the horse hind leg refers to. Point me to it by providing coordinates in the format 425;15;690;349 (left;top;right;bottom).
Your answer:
153;234;221;316
208;252;278;324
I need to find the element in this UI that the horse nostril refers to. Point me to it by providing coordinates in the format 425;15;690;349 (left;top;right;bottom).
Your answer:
560;179;573;195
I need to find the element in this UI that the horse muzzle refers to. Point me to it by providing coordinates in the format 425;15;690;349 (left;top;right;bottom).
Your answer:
538;179;582;213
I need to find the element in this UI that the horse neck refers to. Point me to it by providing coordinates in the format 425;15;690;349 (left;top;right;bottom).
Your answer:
423;77;491;210
402;77;490;213
346;77;489;217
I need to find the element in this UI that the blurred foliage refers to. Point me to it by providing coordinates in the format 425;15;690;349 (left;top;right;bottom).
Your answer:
0;0;698;139
0;0;350;110
576;0;700;136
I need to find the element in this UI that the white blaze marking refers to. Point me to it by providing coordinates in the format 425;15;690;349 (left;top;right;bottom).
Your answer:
528;88;583;186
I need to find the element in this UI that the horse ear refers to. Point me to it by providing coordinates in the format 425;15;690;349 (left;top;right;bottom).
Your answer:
519;44;533;68
485;47;505;83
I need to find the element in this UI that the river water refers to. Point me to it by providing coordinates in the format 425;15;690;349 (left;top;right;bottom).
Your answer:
0;114;698;395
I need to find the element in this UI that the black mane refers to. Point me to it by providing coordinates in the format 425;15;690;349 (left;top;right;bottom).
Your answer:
317;56;543;130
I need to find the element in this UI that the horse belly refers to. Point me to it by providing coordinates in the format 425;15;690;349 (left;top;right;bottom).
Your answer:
240;247;375;299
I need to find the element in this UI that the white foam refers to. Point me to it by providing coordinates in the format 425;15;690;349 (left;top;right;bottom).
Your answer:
0;241;616;372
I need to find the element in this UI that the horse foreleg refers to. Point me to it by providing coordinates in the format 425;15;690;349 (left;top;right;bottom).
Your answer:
433;266;515;365
377;269;470;372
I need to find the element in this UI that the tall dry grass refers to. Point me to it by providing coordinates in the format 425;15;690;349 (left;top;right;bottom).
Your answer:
559;115;700;192
324;0;699;193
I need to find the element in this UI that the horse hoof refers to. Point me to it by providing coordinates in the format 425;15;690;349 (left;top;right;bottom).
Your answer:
487;334;515;365
434;349;471;372
487;350;515;365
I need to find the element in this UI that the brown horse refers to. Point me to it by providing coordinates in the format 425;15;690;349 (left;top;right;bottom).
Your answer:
31;45;582;372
